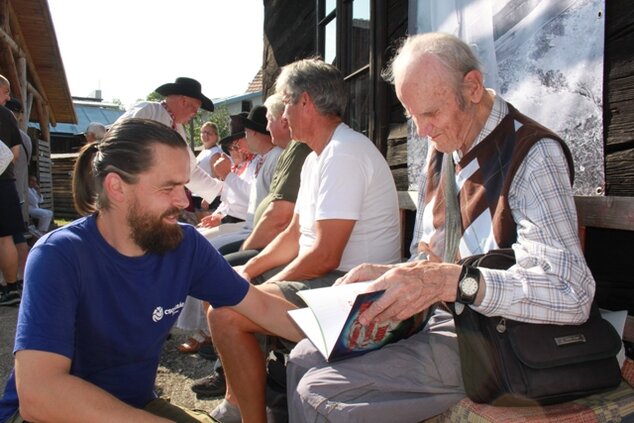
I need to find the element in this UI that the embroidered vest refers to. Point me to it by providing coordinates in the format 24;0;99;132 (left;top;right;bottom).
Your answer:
418;103;574;260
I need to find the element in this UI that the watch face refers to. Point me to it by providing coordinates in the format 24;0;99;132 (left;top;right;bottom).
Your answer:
460;277;479;296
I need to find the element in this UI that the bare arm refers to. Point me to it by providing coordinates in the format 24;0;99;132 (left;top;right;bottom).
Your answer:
186;148;223;202
241;200;295;250
241;214;302;280
15;350;170;423
11;144;20;163
231;285;303;342
208;152;222;179
266;218;356;283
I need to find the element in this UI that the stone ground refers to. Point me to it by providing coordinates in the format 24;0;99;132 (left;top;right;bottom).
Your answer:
0;305;222;413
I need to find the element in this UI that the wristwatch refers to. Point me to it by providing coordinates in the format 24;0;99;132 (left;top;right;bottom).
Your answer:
457;266;480;305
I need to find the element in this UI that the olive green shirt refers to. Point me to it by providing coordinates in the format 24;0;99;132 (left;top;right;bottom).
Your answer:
253;140;311;224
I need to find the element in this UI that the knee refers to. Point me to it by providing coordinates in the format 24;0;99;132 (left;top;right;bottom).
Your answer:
289;339;325;369
207;306;245;335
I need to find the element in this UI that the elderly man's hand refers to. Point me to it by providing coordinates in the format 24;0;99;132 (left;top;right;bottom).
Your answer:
334;263;395;286
357;261;462;325
213;156;232;180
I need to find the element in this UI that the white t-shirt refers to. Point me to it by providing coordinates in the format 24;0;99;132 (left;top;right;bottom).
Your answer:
196;145;222;176
245;146;283;227
295;123;401;271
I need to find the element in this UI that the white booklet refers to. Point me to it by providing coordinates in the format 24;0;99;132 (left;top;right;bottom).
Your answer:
288;281;431;362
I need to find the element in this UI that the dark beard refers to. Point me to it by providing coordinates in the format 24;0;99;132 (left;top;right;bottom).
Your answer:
127;202;184;254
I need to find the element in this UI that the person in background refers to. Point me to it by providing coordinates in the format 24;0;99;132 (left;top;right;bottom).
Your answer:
196;121;222;178
198;105;283;249
4;97;32;284
27;175;54;236
84;122;107;144
192;122;222;214
174;117;255;355
197;113;255;228
0;74;24;307
0;118;304;423
285;32;595;423
115;77;223;206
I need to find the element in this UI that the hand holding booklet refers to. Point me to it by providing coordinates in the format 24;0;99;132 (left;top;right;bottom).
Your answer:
288;281;432;362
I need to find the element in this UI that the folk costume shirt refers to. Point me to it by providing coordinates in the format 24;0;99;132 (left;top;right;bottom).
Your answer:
0;216;249;420
295;123;401;271
117;102;223;202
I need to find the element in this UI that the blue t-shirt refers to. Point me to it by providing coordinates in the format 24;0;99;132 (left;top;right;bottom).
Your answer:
0;215;249;421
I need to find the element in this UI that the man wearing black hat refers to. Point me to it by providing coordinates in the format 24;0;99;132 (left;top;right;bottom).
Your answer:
115;77;223;205
199;105;283;246
198;113;254;228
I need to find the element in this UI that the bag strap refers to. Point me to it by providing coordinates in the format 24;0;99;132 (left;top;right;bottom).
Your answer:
443;153;461;263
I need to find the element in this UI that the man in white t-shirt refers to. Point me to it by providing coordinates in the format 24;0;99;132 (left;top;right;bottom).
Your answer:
206;58;401;422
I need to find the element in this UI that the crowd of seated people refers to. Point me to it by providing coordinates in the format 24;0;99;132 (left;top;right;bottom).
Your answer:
0;32;609;423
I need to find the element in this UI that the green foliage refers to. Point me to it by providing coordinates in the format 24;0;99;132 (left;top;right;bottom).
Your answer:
147;91;163;102
188;105;231;147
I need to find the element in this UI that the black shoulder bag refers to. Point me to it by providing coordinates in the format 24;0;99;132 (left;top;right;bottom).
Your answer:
441;154;622;406
452;249;622;406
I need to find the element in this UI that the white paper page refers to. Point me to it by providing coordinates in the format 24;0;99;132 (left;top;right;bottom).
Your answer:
297;281;374;354
288;308;330;359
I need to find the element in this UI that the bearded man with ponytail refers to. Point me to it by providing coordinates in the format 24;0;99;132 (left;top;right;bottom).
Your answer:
0;118;304;423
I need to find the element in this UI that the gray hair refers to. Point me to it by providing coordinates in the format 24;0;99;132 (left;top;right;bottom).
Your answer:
0;74;9;87
85;122;107;140
275;58;347;117
383;33;482;105
263;93;285;118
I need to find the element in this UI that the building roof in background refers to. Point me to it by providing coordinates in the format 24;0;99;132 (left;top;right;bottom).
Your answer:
29;98;124;135
246;69;263;93
49;100;124;135
11;0;76;124
212;91;262;109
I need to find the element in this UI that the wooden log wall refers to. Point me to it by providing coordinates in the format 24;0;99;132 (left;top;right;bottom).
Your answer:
36;138;52;210
50;153;79;220
604;0;634;196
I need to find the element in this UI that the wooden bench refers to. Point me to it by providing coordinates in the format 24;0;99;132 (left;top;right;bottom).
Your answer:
395;193;634;422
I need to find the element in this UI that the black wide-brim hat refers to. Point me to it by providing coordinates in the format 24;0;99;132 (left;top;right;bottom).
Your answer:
155;77;215;112
235;105;270;135
219;112;248;154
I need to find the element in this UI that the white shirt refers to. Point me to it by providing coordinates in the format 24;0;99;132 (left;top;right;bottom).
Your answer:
117;102;223;202
196;145;222;176
295;123;401;271
27;187;42;209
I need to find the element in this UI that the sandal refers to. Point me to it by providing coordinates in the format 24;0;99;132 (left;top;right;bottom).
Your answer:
177;334;212;354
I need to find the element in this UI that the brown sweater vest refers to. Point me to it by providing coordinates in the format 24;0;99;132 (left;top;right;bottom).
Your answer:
420;103;574;259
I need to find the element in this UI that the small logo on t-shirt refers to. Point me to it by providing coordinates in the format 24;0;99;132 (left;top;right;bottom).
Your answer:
152;307;164;322
152;302;185;322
